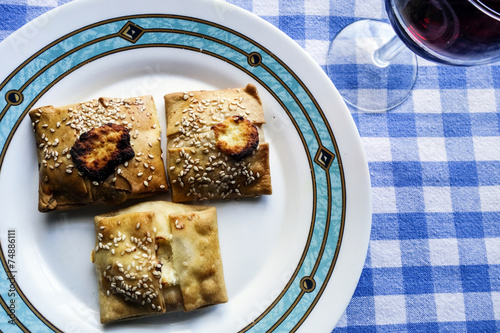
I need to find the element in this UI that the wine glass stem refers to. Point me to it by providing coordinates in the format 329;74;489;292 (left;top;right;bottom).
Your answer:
372;35;406;67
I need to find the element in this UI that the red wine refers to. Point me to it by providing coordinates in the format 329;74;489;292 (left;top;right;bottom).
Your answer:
386;0;500;65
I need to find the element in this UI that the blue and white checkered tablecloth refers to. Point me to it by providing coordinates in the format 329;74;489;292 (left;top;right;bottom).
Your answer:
1;0;499;332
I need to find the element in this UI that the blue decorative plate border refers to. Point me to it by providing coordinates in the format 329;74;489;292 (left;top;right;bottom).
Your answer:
0;15;345;332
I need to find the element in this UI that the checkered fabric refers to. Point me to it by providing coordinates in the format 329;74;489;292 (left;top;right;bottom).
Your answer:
1;0;499;332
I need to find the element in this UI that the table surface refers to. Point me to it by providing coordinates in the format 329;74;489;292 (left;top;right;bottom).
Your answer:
1;0;499;332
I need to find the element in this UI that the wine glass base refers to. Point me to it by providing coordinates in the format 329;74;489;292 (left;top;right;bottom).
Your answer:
327;20;418;112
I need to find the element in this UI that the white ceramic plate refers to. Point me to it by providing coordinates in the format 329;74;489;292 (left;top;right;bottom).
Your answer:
0;0;371;332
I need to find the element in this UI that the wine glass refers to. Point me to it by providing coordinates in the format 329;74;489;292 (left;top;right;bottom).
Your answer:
327;0;500;112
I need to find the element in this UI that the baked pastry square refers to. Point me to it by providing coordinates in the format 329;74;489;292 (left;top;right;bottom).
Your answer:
91;201;228;324
164;84;272;202
28;96;168;212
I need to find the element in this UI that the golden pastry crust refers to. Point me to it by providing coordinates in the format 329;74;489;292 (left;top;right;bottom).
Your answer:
92;211;164;324
92;201;228;324
28;96;168;212
164;84;272;202
168;209;227;311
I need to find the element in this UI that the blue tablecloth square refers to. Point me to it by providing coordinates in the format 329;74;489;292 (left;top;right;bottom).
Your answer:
477;161;500;186
328;16;358;38
398;213;428;239
465;66;495;89
401;239;431;266
451;187;481;212
368;162;395;187
438;66;467;89
440;90;469;114
426;213;456;239
335;325;377;333
445;137;474;161
279;15;305;40
488;266;500;290
305;15;330;40
460;265;491;293
464;293;496;320
442;113;472;137
407;322;440;332
471;113;500;136
482;212;500;237
344;297;376;326
356;113;389;137
402;266;434;294
466;321;499;333
371;213;401;240
432;266;463;293
387;65;417;90
457;239;488;265
328;64;359;89
414;65;440;89
438;322;468;332
448;161;479;187
353;268;374;297
0;4;27;30
387;113;417;137
395;187;425;212
373;267;405;295
422;162;450;186
415;114;445;137
406;294;438;323
329;0;356;18
392;161;423;187
390;138;420;161
453;212;484;238
492;66;500;88
278;0;304;15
